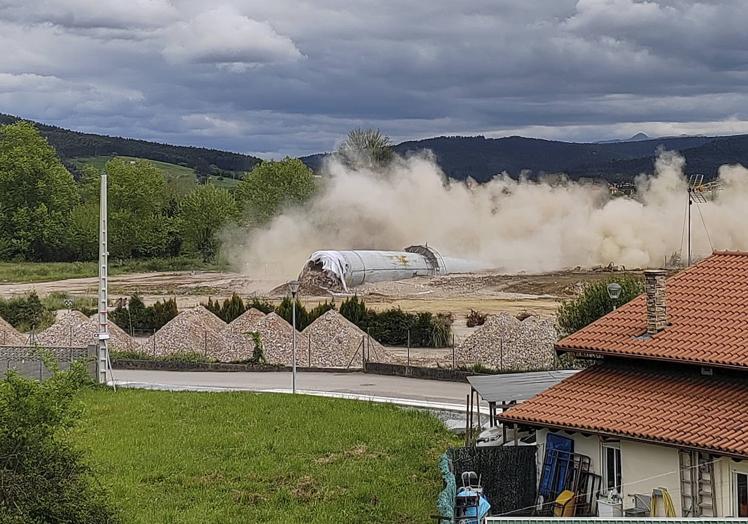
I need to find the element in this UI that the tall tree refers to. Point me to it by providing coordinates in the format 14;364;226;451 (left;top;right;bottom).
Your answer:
337;128;393;168
180;184;237;261
235;158;315;225
0;122;78;260
104;157;174;258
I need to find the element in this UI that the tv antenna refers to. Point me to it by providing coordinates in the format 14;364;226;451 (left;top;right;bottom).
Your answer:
685;174;721;266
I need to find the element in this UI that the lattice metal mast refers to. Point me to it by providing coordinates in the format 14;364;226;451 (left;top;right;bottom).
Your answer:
97;171;110;384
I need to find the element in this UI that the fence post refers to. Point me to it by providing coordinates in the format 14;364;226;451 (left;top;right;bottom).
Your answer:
361;335;366;371
407;329;411;372
308;333;311;367
452;333;456;369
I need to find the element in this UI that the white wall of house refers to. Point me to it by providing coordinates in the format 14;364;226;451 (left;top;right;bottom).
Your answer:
714;456;748;517
619;439;681;516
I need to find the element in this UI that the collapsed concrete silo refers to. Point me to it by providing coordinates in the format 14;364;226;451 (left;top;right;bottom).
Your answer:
299;245;482;292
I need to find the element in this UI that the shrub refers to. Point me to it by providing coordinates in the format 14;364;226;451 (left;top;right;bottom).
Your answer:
111;294;178;333
557;275;644;336
0;291;54;332
339;295;367;326
248;297;275;314
275;297;310;330
0;363;119;522
466;309;486;328
338;296;453;347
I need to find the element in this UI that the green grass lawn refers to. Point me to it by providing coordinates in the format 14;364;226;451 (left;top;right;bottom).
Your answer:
0;257;223;283
74;389;454;523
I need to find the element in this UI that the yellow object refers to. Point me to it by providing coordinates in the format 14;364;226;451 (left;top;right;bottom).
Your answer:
553;490;576;517
651;487;677;517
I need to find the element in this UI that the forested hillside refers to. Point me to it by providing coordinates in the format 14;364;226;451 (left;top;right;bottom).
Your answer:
0;114;261;176
302;133;748;182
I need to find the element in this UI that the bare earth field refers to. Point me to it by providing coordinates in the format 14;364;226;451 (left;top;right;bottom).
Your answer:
0;269;639;339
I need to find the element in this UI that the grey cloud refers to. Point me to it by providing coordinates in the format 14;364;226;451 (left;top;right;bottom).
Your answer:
1;0;748;156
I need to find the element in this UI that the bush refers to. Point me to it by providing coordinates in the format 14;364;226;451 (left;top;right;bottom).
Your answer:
0;291;54;332
275;297;310;330
466;309;486;328
248;297;275;314
111;294;178;333
0;363;119;522
556;275;644;336
338;296;453;347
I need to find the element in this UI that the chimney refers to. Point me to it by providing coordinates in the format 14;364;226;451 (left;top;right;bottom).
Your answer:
644;269;667;335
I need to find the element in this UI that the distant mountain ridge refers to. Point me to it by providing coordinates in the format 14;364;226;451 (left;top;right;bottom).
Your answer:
303;133;748;183
0;113;262;175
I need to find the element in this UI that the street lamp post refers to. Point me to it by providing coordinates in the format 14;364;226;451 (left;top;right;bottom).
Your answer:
288;280;300;394
607;282;622;310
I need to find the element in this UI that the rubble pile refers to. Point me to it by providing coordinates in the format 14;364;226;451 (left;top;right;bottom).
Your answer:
302;310;389;368
36;311;138;351
456;312;557;371
0;316;25;346
252;312;308;366
226;308;266;335
141;306;251;362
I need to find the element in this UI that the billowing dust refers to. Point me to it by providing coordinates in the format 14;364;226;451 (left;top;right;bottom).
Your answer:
227;151;748;277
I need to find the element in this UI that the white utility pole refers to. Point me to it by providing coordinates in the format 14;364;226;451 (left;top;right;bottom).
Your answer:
97;171;110;384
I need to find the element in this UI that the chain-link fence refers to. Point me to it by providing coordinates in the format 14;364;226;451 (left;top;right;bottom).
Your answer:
0;345;97;380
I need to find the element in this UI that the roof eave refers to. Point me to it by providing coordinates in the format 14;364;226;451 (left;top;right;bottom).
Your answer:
497;417;748;461
554;344;748;372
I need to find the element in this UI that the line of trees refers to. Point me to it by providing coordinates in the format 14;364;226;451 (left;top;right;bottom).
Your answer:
0;121;317;263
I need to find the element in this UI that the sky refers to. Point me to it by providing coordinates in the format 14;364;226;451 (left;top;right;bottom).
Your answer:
1;0;748;158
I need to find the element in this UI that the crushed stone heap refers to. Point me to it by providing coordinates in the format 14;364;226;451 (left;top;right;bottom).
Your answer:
302;310;390;368
0;315;25;346
141;306;251;362
456;312;558;371
36;310;139;351
226;308;266;336
250;312;308;366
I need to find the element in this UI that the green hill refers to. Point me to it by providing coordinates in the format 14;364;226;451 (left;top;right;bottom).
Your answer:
0;113;261;179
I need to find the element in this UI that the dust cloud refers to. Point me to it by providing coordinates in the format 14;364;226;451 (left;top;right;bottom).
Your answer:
227;151;748;277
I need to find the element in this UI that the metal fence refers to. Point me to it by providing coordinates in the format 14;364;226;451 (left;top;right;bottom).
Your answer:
449;445;538;517
0;345;97;380
486;517;746;524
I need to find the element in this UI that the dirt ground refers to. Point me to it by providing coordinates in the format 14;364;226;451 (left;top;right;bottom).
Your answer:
0;268;638;333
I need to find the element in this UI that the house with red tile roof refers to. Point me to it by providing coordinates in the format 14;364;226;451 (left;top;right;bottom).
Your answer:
498;252;748;518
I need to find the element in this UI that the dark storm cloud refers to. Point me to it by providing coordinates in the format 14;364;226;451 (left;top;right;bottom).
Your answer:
1;0;748;157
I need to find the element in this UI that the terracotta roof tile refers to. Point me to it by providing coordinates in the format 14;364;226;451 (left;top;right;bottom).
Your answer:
557;252;748;369
498;362;748;457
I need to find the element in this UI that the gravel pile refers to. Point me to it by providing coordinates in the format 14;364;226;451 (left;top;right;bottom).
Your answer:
141;306;252;362
0;316;25;346
302;310;389;368
252;312;308;366
227;308;266;335
456;312;558;371
35;311;138;351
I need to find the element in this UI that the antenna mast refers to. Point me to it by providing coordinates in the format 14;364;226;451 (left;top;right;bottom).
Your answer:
97;171;110;384
687;174;705;266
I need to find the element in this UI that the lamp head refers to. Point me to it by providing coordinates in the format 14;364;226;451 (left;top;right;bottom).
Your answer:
607;282;622;300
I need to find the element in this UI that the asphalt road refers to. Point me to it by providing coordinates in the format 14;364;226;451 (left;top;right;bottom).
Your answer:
111;369;575;412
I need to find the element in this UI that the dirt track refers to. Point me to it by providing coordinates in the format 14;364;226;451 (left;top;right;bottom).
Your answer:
0;268;637;325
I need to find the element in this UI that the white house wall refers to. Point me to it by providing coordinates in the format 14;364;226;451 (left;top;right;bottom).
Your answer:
715;456;748;517
619;440;681;516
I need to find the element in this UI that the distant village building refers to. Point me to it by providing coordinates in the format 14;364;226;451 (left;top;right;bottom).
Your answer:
500;252;748;518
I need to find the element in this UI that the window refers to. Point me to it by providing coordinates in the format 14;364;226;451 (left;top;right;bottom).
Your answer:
602;441;622;494
736;472;748;518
